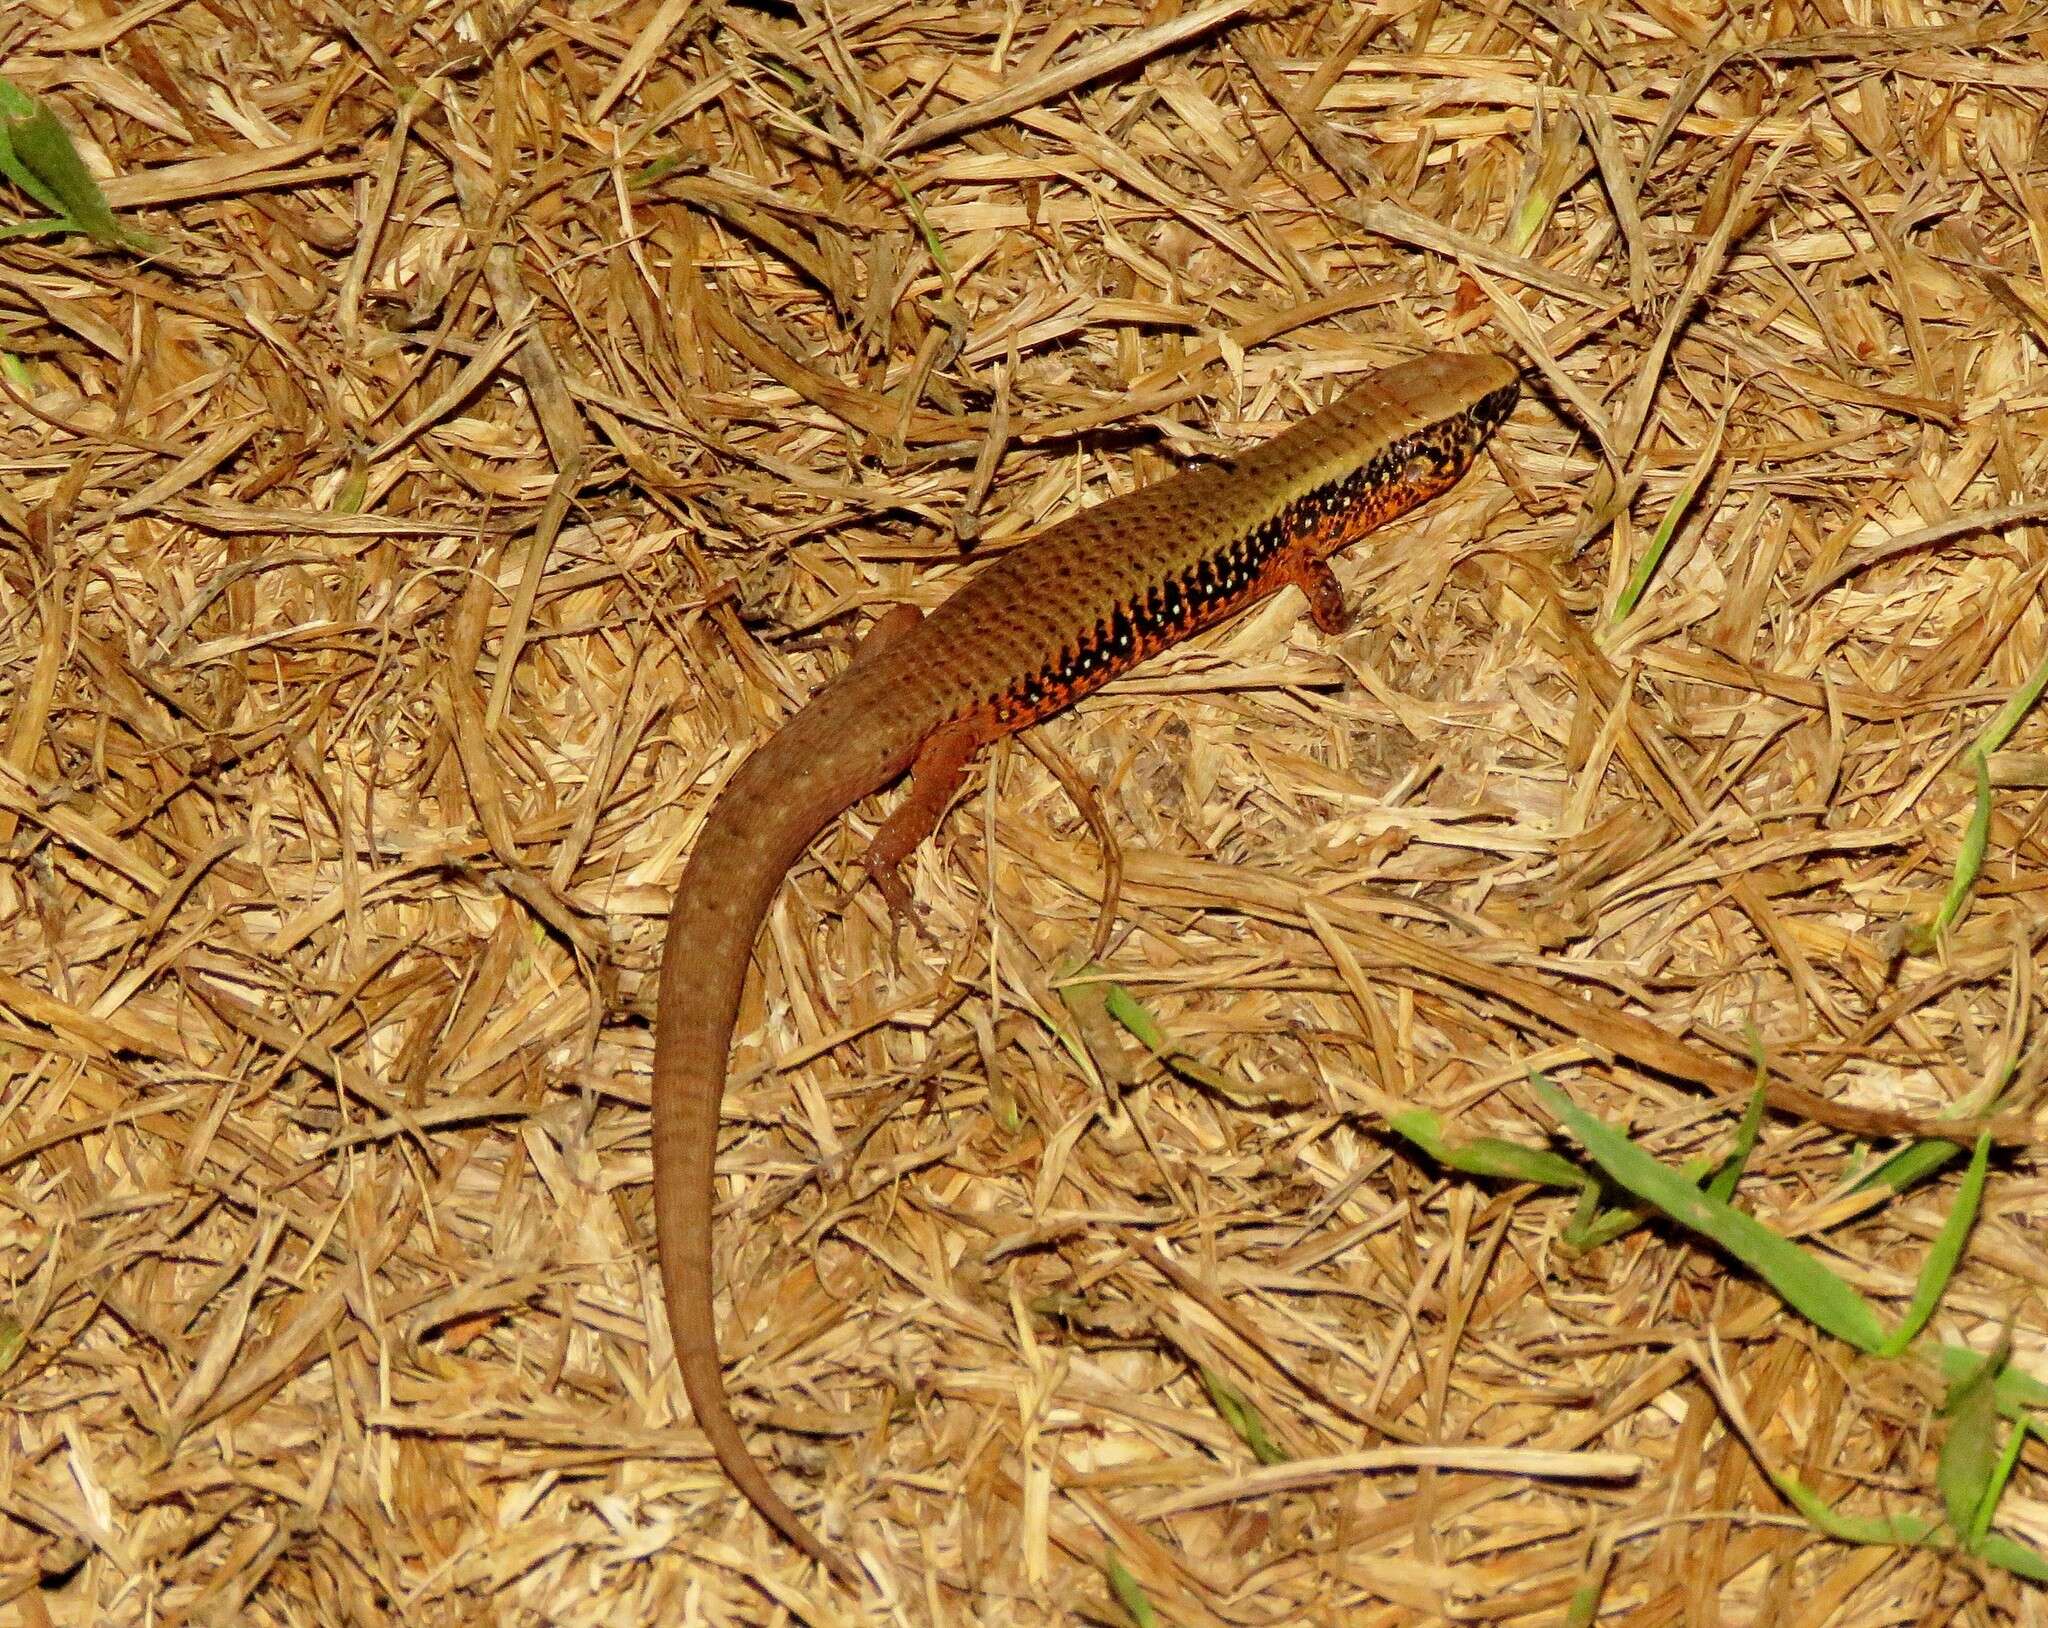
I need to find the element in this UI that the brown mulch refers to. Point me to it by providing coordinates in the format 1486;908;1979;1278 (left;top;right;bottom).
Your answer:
4;1;2048;1623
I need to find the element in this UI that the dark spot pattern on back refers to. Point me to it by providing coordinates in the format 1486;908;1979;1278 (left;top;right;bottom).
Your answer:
976;391;1511;728
874;360;1521;737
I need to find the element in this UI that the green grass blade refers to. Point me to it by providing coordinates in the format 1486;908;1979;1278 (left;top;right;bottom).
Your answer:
0;76;67;218
1563;1150;1726;1252
0;75;156;250
1535;1081;1888;1352
1097;975;1165;1051
1877;1133;1988;1358
1907;750;1992;954
1768;1464;1941;1546
1853;1137;1964;1199
1613;413;1723;620
1103;1550;1161;1626
892;175;954;280
1969;645;2048;758
1974;1532;2048;1582
1091;973;1313;1107
1773;1449;2048;1584
1707;1085;1766;1205
1852;1058;2020;1199
1385;1107;1589;1189
1200;1367;1286;1465
1565;1199;1652;1251
1938;1339;2003;1537
1561;1178;1625;1251
1972;1406;2030;1547
1931;1344;2048;1420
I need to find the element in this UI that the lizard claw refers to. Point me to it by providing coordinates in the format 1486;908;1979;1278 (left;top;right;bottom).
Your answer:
825;852;937;972
865;854;938;970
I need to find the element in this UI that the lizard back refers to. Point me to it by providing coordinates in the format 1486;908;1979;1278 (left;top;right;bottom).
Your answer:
857;350;1519;738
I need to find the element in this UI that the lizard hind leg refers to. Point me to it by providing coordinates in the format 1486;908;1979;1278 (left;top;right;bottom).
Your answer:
858;718;980;956
827;601;978;944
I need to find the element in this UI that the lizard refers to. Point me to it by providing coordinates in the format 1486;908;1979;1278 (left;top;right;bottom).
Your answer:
648;350;1520;1584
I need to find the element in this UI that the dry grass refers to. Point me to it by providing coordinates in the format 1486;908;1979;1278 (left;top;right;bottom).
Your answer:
4;0;2048;1622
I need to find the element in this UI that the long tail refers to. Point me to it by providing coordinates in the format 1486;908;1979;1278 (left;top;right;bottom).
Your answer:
649;695;915;1586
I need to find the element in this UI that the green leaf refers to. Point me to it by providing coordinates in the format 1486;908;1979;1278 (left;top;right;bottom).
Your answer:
892;174;954;279
1096;975;1164;1049
1969;645;2048;759
1200;1367;1286;1465
1563;1195;1652;1252
1767;1464;1940;1546
1767;1440;2048;1581
1907;750;1992;954
1613;411;1723;620
1975;1531;2048;1582
1088;971;1313;1107
1931;1343;2048;1420
1851;1057;2021;1199
0;75;65;217
1938;1343;2003;1538
1535;1081;1889;1352
1853;1136;1964;1199
0;75;156;251
1561;1177;1607;1250
1706;1084;1767;1205
1103;1549;1160;1627
1876;1134;1988;1358
1974;1406;2030;1546
1385;1107;1590;1189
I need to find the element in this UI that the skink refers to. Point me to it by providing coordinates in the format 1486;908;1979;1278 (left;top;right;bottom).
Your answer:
650;350;1520;1583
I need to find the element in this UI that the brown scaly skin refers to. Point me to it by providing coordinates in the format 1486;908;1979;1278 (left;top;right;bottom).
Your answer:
650;352;1520;1584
